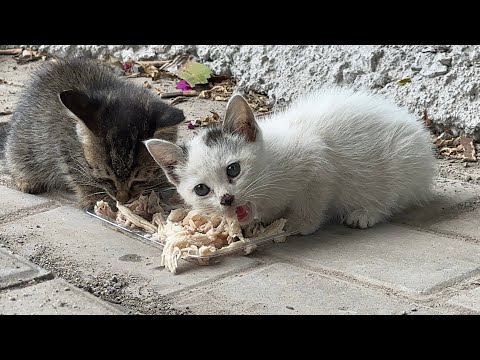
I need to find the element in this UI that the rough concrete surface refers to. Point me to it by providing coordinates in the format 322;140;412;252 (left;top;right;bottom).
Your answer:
3;45;479;138
0;278;124;315
1;54;480;315
0;248;51;289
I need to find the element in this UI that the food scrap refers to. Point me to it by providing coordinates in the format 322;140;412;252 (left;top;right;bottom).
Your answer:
94;192;287;274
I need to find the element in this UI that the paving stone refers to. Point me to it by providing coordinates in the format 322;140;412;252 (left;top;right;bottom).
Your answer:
447;286;480;313
0;185;52;219
0;206;261;296
0;279;124;314
392;178;480;226
262;223;480;294
174;263;440;315
0;248;51;289
428;208;480;241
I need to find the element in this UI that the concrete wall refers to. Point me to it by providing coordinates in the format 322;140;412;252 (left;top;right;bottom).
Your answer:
4;45;480;138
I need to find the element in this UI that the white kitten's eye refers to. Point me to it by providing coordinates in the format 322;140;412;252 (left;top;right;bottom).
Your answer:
226;162;240;178
194;184;210;196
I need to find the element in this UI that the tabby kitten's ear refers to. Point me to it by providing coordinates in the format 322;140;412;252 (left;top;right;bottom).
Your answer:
153;105;185;128
223;94;259;142
151;106;185;142
143;139;186;186
59;90;101;134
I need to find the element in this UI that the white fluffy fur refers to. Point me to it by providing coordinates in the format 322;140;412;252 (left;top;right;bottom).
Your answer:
145;86;436;235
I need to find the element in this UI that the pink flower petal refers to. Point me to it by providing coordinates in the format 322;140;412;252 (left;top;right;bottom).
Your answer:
176;80;192;91
122;62;132;71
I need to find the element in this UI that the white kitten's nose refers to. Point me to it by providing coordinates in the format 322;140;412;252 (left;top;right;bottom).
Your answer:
220;194;235;206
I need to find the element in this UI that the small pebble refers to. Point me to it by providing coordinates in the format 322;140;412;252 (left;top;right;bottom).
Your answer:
466;176;472;182
286;306;295;310
64;287;70;291
411;308;418;312
59;302;67;307
401;311;408;315
9;297;16;301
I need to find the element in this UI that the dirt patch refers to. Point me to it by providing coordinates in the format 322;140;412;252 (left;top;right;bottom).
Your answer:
26;244;190;315
436;156;480;184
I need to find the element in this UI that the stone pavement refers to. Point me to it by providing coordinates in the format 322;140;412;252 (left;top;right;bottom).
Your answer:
1;56;480;315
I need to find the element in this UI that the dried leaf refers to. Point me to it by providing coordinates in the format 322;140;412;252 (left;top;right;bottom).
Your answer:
143;65;161;80
159;55;192;74
135;60;169;68
170;96;188;106
198;90;212;99
14;48;46;64
422;110;432;129
143;81;152;89
0;48;22;55
398;77;411;85
244;90;272;113
187;111;222;129
460;137;477;162
433;132;478;162
176;61;211;87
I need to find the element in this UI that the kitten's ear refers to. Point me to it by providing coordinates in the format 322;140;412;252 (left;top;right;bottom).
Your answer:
59;90;100;133
153;105;186;128
223;94;259;142
143;139;186;186
152;106;185;142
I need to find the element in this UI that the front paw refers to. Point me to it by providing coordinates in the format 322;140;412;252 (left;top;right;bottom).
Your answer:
344;209;384;229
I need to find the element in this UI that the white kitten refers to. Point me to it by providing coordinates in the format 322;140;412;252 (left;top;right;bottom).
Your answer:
145;87;436;235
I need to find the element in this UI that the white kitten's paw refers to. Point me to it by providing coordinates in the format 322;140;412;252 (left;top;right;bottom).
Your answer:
344;209;384;229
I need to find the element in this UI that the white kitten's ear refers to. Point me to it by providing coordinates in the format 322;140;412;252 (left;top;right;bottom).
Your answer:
223;94;259;142
143;139;186;186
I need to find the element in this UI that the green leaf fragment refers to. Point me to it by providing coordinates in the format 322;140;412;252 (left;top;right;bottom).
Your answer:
398;77;411;85
176;61;212;87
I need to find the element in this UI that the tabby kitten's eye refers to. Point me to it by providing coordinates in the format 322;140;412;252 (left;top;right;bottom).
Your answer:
130;180;144;186
194;184;210;196
101;178;115;187
226;162;240;178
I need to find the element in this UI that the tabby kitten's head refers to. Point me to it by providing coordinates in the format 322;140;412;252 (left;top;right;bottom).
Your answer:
60;87;185;203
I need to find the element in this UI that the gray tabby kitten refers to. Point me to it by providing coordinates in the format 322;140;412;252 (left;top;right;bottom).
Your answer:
4;57;185;208
144;87;435;235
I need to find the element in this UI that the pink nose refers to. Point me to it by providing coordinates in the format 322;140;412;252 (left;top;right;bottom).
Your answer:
116;190;129;203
